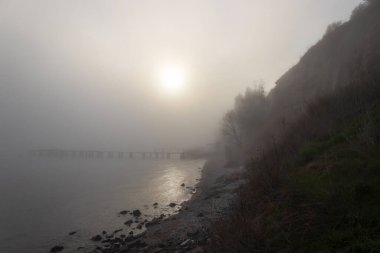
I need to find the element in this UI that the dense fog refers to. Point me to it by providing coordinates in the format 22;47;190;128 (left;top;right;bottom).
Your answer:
0;0;361;154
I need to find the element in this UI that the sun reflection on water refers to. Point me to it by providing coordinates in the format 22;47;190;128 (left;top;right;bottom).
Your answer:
156;165;187;204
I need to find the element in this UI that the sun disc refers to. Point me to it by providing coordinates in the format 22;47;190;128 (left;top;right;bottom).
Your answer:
160;65;186;95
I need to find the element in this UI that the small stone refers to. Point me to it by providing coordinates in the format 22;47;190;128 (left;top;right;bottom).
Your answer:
168;203;177;208
124;219;133;226
132;209;142;217
119;210;129;215
91;235;102;242
68;231;76;236
114;228;123;234
146;217;160;227
50;245;64;252
181;183;185;187
119;245;129;252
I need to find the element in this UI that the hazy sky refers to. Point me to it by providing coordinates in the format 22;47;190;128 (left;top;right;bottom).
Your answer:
0;0;362;152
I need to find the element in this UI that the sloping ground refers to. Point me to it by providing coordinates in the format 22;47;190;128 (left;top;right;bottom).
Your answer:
207;89;380;253
258;1;380;148
139;158;245;253
206;2;380;252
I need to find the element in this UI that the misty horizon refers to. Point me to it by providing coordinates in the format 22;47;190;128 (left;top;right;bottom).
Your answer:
0;0;361;154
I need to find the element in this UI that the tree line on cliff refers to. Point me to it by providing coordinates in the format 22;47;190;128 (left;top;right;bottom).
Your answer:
211;1;380;252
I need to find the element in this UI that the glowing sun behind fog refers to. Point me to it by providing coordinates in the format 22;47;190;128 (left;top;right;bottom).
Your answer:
159;64;187;96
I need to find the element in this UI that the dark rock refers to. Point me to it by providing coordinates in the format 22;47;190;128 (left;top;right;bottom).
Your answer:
102;230;107;235
119;210;129;215
168;202;177;207
68;231;77;236
132;209;142;217
91;234;103;242
153;202;158;206
128;239;142;248
181;183;185;187
158;243;166;248
111;237;123;244
120;234;126;238
50;245;64;252
125;231;147;243
146;217;160;227
114;228;123;234
119;245;129;252
136;224;142;229
159;214;165;219
187;230;199;237
124;219;133;226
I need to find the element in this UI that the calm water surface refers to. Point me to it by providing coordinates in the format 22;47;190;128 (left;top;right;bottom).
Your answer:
0;156;205;253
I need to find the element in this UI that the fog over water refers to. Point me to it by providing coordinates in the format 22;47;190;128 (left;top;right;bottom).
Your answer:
0;0;361;153
0;1;365;252
0;157;205;253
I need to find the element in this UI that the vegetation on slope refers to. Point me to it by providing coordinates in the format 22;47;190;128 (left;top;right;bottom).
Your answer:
210;1;380;252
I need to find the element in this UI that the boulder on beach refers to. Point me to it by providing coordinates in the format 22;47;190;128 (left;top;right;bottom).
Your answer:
168;202;177;207
68;231;76;236
181;183;185;187
114;228;123;234
91;234;102;241
119;210;129;215
50;245;64;252
124;219;133;226
132;209;142;217
119;245;129;252
146;217;161;227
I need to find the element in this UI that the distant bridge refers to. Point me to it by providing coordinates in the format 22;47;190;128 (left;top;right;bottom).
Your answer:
31;149;189;160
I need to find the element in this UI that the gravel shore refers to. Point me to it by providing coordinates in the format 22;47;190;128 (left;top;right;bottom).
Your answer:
133;157;245;253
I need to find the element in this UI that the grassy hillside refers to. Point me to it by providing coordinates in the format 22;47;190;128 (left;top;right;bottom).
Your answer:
209;1;380;252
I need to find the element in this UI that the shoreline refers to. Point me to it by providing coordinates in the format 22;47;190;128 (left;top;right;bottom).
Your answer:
49;157;244;253
130;156;245;253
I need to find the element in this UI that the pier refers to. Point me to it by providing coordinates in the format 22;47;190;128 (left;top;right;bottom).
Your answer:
31;149;189;160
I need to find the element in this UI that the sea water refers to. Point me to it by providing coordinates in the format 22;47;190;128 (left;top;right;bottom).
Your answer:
0;156;205;253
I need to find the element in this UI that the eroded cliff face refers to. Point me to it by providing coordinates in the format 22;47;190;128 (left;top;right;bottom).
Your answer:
267;1;380;125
